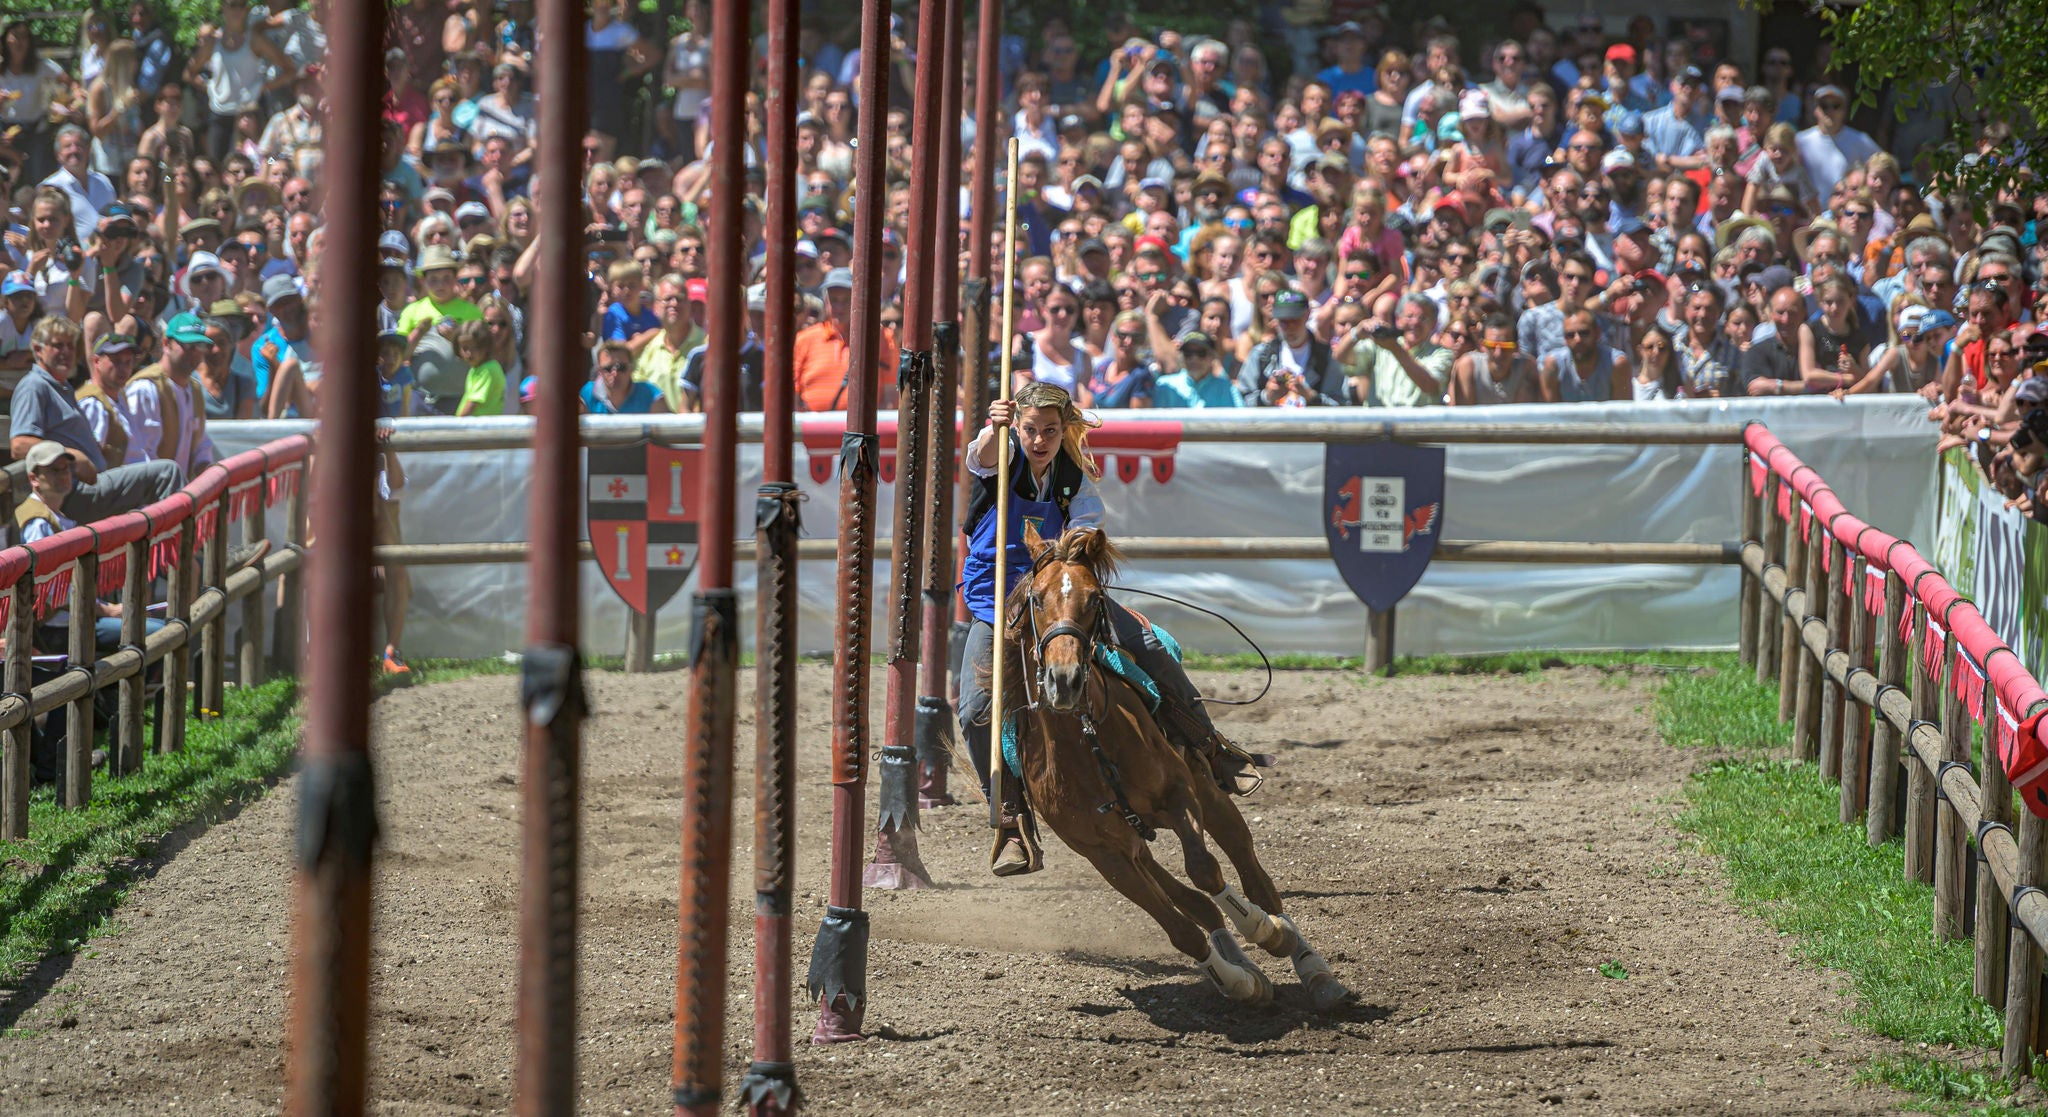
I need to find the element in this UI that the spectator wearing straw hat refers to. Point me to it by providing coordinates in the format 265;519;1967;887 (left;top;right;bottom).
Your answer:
397;245;481;354
10;318;180;521
126;313;218;476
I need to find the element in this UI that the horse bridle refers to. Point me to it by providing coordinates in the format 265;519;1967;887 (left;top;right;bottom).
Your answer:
1014;560;1156;841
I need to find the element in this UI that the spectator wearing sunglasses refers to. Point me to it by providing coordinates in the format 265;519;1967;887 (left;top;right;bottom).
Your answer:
582;339;669;415
1450;313;1538;405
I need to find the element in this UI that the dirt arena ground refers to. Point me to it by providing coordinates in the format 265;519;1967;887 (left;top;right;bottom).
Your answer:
0;664;1907;1114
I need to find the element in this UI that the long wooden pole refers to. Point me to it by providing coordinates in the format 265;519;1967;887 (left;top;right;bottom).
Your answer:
987;137;1019;842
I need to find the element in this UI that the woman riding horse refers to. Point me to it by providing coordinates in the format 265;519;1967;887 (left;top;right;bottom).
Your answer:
958;381;1259;876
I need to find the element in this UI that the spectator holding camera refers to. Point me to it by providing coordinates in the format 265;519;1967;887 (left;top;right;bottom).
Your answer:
1238;289;1346;406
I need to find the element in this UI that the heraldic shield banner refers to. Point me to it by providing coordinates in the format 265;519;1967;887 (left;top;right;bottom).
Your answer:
1323;442;1444;613
587;442;700;614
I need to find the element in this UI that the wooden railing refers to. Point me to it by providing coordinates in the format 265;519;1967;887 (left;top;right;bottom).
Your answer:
1741;424;2048;1075
0;437;311;838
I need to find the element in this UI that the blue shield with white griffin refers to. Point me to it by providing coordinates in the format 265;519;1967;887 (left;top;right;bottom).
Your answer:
1323;442;1444;613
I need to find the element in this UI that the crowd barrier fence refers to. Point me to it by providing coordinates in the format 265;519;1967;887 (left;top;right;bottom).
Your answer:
1743;423;2048;1075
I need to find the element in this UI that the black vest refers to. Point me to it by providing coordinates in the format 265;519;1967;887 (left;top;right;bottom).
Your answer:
965;430;1084;539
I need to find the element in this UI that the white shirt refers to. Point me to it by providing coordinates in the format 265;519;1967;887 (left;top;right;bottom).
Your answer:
1795;125;1881;201
79;383;145;465
126;374;215;475
41;166;117;244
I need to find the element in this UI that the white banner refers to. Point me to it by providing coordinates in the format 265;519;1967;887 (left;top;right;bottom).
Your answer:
213;396;1937;660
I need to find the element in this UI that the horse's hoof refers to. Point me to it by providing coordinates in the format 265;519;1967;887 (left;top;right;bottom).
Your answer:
1304;971;1353;1012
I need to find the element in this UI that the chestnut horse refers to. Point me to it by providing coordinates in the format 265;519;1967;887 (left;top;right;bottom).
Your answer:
1000;523;1350;1009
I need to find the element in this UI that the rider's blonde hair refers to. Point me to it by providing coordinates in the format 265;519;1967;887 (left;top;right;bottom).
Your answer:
1013;380;1102;481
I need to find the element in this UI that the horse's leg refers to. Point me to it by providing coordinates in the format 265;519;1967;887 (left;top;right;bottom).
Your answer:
1190;776;1353;1011
1079;840;1271;1006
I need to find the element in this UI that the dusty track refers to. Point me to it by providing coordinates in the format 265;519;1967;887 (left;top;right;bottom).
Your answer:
0;664;1902;1114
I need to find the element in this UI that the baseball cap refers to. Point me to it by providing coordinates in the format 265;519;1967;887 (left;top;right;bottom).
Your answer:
1179;329;1215;353
1458;89;1491;120
1604;43;1637;66
93;332;137;355
1070;174;1105;194
794;239;820;260
1137;177;1169;193
0;271;30;297
1812;84;1849;105
1059;114;1085;132
1897;305;1934;335
1601;147;1638;172
1076;237;1108;257
1675;65;1705;85
1716;85;1745;105
1134;234;1171;256
165;313;214;345
22;441;65;472
1271;289;1308;320
1920;310;1959;332
178;217;221;240
822;267;854;292
798;192;830;214
1483;207;1532;233
454;201;492;222
1612;215;1652;238
1327;20;1366;38
2017;378;2048;405
1612;110;1645;137
422;186;457;209
685;277;710;303
378;229;412;258
263;274;305;306
746;284;767;312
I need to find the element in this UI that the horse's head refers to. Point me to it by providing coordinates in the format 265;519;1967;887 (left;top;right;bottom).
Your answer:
1013;522;1122;713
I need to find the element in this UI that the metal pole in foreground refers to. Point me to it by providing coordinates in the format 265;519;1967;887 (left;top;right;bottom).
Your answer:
743;0;802;1102
807;0;890;1045
865;0;947;893
951;0;1002;675
914;0;965;810
285;0;385;1108
673;0;748;1103
515;0;590;1111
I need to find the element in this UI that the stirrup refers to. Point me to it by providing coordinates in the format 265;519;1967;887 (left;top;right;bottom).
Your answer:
988;806;1045;877
1208;733;1270;797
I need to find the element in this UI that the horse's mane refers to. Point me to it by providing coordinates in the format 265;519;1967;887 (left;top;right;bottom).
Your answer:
1052;525;1123;582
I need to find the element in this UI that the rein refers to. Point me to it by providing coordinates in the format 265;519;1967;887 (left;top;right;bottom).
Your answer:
1013;572;1156;842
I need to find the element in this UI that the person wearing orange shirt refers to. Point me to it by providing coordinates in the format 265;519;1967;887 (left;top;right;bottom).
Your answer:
793;267;899;411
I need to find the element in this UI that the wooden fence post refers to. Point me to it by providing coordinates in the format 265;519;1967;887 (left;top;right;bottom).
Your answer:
1818;533;1848;779
275;463;307;673
202;488;229;715
238;474;267;689
1777;495;1807;721
1759;473;1785;687
1977;671;2012;1006
1738;454;1760;669
2006;805;2047;1075
1868;572;1908;845
1905;605;1936;884
1935;639;1968;942
1840;554;1871;825
1;568;31;839
1793;525;1825;760
1364;607;1394;677
117;538;147;775
160;518;195;755
625;608;655;673
65;552;96;809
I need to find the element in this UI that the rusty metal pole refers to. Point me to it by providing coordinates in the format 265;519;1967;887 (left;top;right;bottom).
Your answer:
914;0;965;810
864;0;945;893
284;0;386;1109
742;0;802;1105
950;0;1001;675
807;0;890;1044
673;0;747;1105
515;0;591;1112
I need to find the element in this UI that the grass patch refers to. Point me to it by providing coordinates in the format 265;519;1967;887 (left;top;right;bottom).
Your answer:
1653;651;2022;1112
0;678;300;997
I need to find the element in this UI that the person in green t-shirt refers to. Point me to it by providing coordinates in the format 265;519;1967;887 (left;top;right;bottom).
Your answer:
397;245;484;359
452;320;506;417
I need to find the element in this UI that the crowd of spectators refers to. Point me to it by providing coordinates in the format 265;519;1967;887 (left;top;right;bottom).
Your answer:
0;2;2029;436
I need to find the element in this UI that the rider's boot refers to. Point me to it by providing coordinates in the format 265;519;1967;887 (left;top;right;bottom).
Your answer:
991;785;1042;877
1158;701;1267;797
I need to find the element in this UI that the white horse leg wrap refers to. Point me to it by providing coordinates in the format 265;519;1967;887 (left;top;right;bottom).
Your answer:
1276;914;1350;1009
1199;928;1272;1004
1213;884;1297;955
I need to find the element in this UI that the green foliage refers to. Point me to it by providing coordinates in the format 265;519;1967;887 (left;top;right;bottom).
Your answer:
1596;959;1629;980
1807;0;2044;209
0;679;300;991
